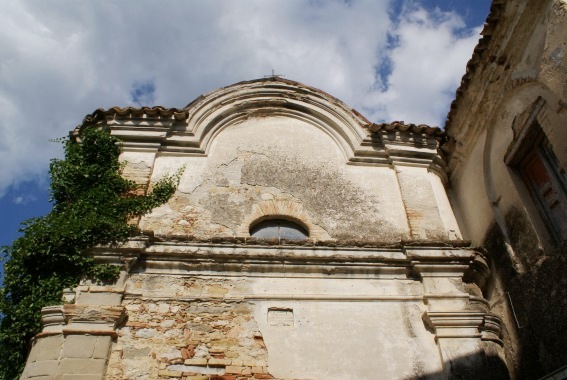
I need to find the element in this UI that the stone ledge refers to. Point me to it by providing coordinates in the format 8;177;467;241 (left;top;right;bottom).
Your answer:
61;329;118;338
63;304;126;327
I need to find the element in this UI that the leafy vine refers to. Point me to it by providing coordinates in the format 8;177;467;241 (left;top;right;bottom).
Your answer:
0;128;181;379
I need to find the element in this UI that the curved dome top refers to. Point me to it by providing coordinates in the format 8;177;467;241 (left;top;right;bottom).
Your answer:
177;77;371;159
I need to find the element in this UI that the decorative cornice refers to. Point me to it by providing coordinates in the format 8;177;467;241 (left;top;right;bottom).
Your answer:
365;121;445;141
63;304;126;330
40;305;66;333
74;78;448;171
423;311;503;345
77;106;188;130
38;304;126;338
91;240;483;283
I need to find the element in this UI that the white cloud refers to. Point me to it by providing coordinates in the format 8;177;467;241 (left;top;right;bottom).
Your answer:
0;0;482;198
12;194;37;206
363;4;482;125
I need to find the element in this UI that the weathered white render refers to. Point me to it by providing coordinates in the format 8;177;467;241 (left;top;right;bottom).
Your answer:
20;78;504;380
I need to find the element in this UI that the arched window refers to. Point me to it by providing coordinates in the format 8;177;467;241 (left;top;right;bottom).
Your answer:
250;219;309;240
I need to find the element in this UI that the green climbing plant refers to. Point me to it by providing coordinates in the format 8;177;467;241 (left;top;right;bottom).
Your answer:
0;127;182;379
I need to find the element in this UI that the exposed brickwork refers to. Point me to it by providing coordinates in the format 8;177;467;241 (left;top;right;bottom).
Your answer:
106;298;272;380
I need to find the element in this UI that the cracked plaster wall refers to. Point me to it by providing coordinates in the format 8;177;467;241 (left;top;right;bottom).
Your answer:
138;116;413;242
107;274;443;380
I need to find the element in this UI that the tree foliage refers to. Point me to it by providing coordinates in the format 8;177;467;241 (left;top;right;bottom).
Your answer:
0;128;181;379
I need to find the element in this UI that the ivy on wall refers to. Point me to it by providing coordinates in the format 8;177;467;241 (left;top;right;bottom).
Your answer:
0;128;181;379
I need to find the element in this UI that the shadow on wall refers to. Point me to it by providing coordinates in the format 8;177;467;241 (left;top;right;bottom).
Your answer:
405;351;509;380
484;205;567;380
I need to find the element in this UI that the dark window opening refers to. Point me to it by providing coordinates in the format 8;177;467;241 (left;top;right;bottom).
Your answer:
250;219;309;240
510;123;567;243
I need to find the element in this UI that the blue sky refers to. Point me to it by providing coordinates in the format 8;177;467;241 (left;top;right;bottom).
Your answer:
0;0;491;257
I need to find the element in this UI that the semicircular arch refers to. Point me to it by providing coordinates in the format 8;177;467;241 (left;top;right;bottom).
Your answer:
173;79;371;161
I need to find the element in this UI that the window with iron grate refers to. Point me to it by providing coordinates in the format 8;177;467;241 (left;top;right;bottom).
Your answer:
250;219;309;240
508;122;567;243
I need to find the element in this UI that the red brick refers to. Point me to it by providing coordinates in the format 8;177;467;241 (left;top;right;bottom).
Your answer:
125;322;149;328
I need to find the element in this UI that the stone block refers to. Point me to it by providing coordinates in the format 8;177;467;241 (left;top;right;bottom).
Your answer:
185;376;208;380
61;335;96;359
181;347;194;359
252;374;273;379
92;336;112;359
241;367;252;375
158;369;182;377
209;358;231;366
184;358;207;366
135;328;157;338
125;321;149;328
76;292;122;305
209;345;226;353
225;365;245;374
122;346;151;359
159;348;182;361
181;366;225;375
25;360;59;377
29;335;64;362
160;319;176;328
57;375;103;380
158;303;170;314
251;366;265;374
56;358;106;374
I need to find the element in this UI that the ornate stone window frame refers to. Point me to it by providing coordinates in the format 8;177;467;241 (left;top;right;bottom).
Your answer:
505;97;567;244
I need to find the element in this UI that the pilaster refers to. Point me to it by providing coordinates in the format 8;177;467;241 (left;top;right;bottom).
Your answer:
410;248;506;379
21;280;126;379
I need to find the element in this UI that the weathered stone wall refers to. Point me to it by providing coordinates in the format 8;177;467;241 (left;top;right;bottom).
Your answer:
21;72;497;379
138;116;412;242
22;241;504;380
100;241;501;380
105;78;460;245
105;274;441;380
107;297;270;379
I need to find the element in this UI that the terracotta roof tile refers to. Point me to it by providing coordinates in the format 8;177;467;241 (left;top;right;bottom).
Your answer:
77;79;447;143
78;106;188;129
365;121;445;140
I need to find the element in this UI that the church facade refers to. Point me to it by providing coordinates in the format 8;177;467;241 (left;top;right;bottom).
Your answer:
20;0;567;379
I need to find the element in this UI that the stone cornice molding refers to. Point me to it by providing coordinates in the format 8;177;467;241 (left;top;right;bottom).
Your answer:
423;311;503;345
90;241;485;285
37;304;126;339
406;248;489;281
179;78;368;160
62;304;126;330
40;305;66;333
423;311;484;338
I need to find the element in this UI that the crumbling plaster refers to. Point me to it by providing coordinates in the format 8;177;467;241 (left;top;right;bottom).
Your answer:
22;68;504;379
140;116;413;242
